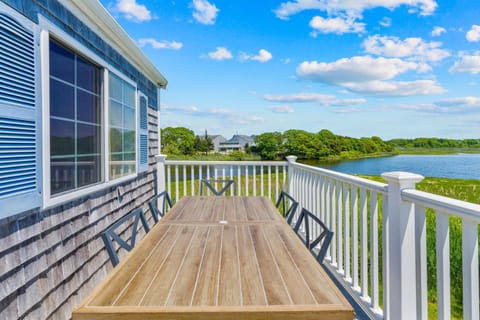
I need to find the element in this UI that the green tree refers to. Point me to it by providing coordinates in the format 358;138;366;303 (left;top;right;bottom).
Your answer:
283;129;328;159
194;130;214;155
254;132;283;160
161;127;195;155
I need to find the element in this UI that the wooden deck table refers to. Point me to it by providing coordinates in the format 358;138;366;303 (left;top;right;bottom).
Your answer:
73;196;353;320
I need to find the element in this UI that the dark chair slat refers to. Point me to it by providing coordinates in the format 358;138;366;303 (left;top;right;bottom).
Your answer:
102;208;150;267
293;208;333;264
275;191;299;224
200;179;236;196
148;191;173;223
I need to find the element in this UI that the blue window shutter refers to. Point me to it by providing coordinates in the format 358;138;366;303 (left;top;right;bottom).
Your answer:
138;93;148;172
0;10;42;218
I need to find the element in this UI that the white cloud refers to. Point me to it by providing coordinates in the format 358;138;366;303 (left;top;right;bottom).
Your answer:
192;0;219;25
138;38;183;50
379;17;392;27
309;15;365;35
161;104;200;113
296;56;421;83
263;93;366;106
341;80;446;96
268;105;295;113
431;26;446;37
274;0;437;20
114;0;151;22
240;49;273;62
466;25;480;42
206;47;233;60
363;35;450;62
449;54;480;74
435;97;480;108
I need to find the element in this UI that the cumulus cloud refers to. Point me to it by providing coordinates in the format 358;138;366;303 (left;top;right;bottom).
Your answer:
206;47;232;60
363;35;450;62
296;56;421;83
268;105;295;113
240;49;273;62
138;38;183;50
449;53;480;74
161;104;200;113
192;0;219;25
273;0;437;20
466;25;480;42
341;80;445;96
162;104;264;124
263;93;366;106
309;15;365;35
431;26;446;37
113;0;151;22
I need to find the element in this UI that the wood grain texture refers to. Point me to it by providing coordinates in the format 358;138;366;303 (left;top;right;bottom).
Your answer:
73;196;353;320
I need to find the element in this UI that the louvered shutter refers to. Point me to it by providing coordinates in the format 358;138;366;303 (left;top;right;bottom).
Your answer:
138;93;148;172
0;8;42;218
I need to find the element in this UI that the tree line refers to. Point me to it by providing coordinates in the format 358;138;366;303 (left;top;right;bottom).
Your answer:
160;126;480;160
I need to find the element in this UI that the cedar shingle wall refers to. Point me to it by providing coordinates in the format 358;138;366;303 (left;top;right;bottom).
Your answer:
0;109;160;319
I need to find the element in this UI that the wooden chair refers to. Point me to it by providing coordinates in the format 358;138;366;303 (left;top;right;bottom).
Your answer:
101;208;150;267
293;208;333;264
200;179;236;196
148;191;173;223
275;191;299;225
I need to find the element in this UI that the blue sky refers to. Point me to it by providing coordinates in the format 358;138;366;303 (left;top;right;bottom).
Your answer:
100;0;480;139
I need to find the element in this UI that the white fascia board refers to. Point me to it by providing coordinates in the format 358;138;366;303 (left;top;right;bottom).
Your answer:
58;0;168;88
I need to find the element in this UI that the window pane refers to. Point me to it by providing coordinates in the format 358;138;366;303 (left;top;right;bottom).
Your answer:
77;123;100;155
78;90;101;124
77;155;101;187
124;130;135;152
109;101;123;127
50;41;74;83
124;83;135;107
50;119;74;156
51;157;75;195
109;154;123;179
124;106;135;130
50;79;74;119
77;56;101;92
109;128;123;153
124;152;136;175
109;74;122;101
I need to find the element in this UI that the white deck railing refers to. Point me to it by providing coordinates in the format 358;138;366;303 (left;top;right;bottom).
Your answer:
156;155;480;320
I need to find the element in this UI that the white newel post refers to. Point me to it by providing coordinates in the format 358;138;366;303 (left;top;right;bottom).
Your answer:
286;155;297;196
381;171;424;320
156;154;167;195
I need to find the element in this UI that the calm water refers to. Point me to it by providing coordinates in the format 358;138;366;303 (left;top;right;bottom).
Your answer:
315;154;480;180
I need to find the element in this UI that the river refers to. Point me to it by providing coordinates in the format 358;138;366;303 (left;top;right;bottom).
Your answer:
313;154;480;180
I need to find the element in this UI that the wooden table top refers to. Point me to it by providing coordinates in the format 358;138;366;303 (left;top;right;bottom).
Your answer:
73;196;353;320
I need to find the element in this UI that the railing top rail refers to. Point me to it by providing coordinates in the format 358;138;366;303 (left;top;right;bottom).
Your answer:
165;160;287;166
402;189;480;223
290;161;388;194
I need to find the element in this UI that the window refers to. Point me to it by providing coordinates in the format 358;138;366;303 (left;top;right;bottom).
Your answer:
49;40;102;195
108;73;136;179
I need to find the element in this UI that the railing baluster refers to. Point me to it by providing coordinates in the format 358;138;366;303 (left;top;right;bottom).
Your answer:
253;165;257;196
183;165;187;198
343;183;351;282
351;186;359;290
360;188;368;299
415;205;428;320
462;218;479;320
229;165;234;196
167;164;172;199
237;165;241;196
268;166;271;200
191;165;194;196
370;191;379;311
337;181;343;274
245;165;249;196
436;211;450;320
330;180;337;266
275;165;279;201
325;178;331;259
260;165;264;196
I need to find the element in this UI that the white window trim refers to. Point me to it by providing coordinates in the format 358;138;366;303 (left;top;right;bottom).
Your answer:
39;16;140;209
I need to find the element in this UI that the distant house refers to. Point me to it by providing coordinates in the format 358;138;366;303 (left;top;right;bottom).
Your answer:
0;1;167;319
219;134;256;153
208;134;226;152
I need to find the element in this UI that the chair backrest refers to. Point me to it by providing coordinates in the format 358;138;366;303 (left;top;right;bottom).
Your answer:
292;208;333;264
200;179;236;196
101;208;150;267
275;191;299;225
148;191;173;223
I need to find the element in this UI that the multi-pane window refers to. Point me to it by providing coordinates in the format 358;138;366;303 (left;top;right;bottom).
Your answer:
109;73;136;179
49;40;102;195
